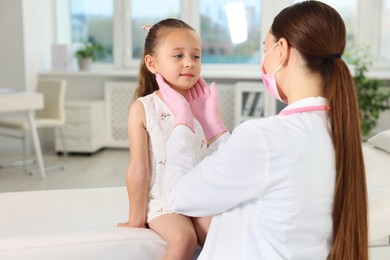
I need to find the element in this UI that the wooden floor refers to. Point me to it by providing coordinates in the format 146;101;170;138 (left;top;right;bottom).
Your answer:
0;148;128;192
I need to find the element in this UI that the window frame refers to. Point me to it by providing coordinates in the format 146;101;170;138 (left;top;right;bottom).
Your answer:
54;0;390;78
358;0;390;73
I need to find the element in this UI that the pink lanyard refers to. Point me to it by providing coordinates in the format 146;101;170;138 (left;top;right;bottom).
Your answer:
278;105;330;116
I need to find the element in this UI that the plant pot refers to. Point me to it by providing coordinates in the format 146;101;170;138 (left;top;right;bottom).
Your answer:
77;58;92;71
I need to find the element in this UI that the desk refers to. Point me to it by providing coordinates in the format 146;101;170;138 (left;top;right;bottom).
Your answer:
0;90;46;178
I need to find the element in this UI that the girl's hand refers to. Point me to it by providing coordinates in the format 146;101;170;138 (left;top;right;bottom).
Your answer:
187;77;227;141
156;73;195;132
117;221;131;228
117;221;146;228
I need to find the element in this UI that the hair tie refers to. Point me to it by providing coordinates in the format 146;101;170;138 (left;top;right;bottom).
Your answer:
328;53;342;63
142;25;152;32
142;25;152;38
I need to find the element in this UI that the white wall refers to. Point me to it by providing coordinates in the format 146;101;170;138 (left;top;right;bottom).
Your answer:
0;0;25;90
0;0;53;92
0;0;54;152
22;0;53;91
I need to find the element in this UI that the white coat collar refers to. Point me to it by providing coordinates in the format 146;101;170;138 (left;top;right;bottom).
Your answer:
279;97;328;115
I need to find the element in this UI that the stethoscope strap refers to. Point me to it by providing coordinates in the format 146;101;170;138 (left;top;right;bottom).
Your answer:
278;105;330;116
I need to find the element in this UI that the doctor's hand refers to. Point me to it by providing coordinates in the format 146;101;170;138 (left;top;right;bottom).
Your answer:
156;73;195;132
187;77;227;141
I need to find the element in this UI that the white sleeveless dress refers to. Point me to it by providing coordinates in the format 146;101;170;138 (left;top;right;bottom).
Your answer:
139;91;207;223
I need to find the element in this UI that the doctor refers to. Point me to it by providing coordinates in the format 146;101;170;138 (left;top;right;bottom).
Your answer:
158;1;368;259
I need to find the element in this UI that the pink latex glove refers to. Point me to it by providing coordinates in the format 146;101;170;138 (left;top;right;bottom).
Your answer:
156;73;194;132
187;77;227;141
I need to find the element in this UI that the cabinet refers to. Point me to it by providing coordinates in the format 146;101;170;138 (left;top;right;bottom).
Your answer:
234;82;276;126
55;100;105;154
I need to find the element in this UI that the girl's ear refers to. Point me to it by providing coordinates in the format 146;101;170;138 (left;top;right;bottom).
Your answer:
145;54;157;74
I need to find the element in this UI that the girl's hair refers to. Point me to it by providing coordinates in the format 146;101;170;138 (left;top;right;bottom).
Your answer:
134;18;195;99
271;1;367;259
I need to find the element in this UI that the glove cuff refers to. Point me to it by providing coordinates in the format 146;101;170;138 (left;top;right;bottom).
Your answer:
204;125;227;141
174;117;195;133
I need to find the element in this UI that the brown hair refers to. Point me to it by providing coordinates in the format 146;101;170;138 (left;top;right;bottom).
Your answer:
134;18;195;99
271;1;367;259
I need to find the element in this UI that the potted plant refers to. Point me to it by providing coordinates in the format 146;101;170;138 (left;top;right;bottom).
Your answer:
75;43;103;71
345;45;390;138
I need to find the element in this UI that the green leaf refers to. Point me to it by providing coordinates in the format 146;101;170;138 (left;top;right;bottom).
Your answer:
347;45;390;137
75;43;104;60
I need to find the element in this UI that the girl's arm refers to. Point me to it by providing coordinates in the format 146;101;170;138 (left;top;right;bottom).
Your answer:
118;100;150;228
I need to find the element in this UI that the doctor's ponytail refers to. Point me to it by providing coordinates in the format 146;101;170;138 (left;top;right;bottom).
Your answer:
326;56;368;260
272;2;368;259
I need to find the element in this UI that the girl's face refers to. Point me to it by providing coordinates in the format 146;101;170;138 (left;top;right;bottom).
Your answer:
146;28;202;95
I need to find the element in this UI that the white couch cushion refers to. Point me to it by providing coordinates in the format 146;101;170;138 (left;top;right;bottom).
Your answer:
368;129;390;153
0;187;167;260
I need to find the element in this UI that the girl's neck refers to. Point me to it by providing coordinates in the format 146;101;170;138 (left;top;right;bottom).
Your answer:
156;89;187;101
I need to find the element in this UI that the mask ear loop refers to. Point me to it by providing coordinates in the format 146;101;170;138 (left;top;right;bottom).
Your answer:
272;57;286;76
262;41;280;75
272;41;288;102
263;42;280;61
272;38;291;76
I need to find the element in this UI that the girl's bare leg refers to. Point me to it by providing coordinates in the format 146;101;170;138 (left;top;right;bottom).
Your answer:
192;216;212;246
149;213;197;260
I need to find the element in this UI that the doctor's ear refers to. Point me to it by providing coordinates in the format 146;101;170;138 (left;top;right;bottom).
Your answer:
145;54;157;74
278;38;290;64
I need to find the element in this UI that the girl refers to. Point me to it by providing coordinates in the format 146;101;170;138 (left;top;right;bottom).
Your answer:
117;18;211;260
159;1;368;259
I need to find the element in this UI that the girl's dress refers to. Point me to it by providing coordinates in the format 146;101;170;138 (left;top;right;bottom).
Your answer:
139;91;206;223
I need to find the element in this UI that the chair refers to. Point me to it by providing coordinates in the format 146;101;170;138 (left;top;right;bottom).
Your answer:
0;78;68;176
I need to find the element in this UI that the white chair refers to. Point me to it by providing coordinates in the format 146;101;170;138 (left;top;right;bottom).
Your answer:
0;78;67;175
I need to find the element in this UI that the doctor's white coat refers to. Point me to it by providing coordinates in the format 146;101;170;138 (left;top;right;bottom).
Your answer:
164;97;335;260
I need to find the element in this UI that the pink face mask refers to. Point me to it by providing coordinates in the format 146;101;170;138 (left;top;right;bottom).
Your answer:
261;42;288;104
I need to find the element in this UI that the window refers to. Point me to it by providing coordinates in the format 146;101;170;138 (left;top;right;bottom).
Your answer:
294;0;358;51
56;0;390;74
62;0;262;68
70;0;114;63
200;0;261;64
324;0;358;50
380;0;390;61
